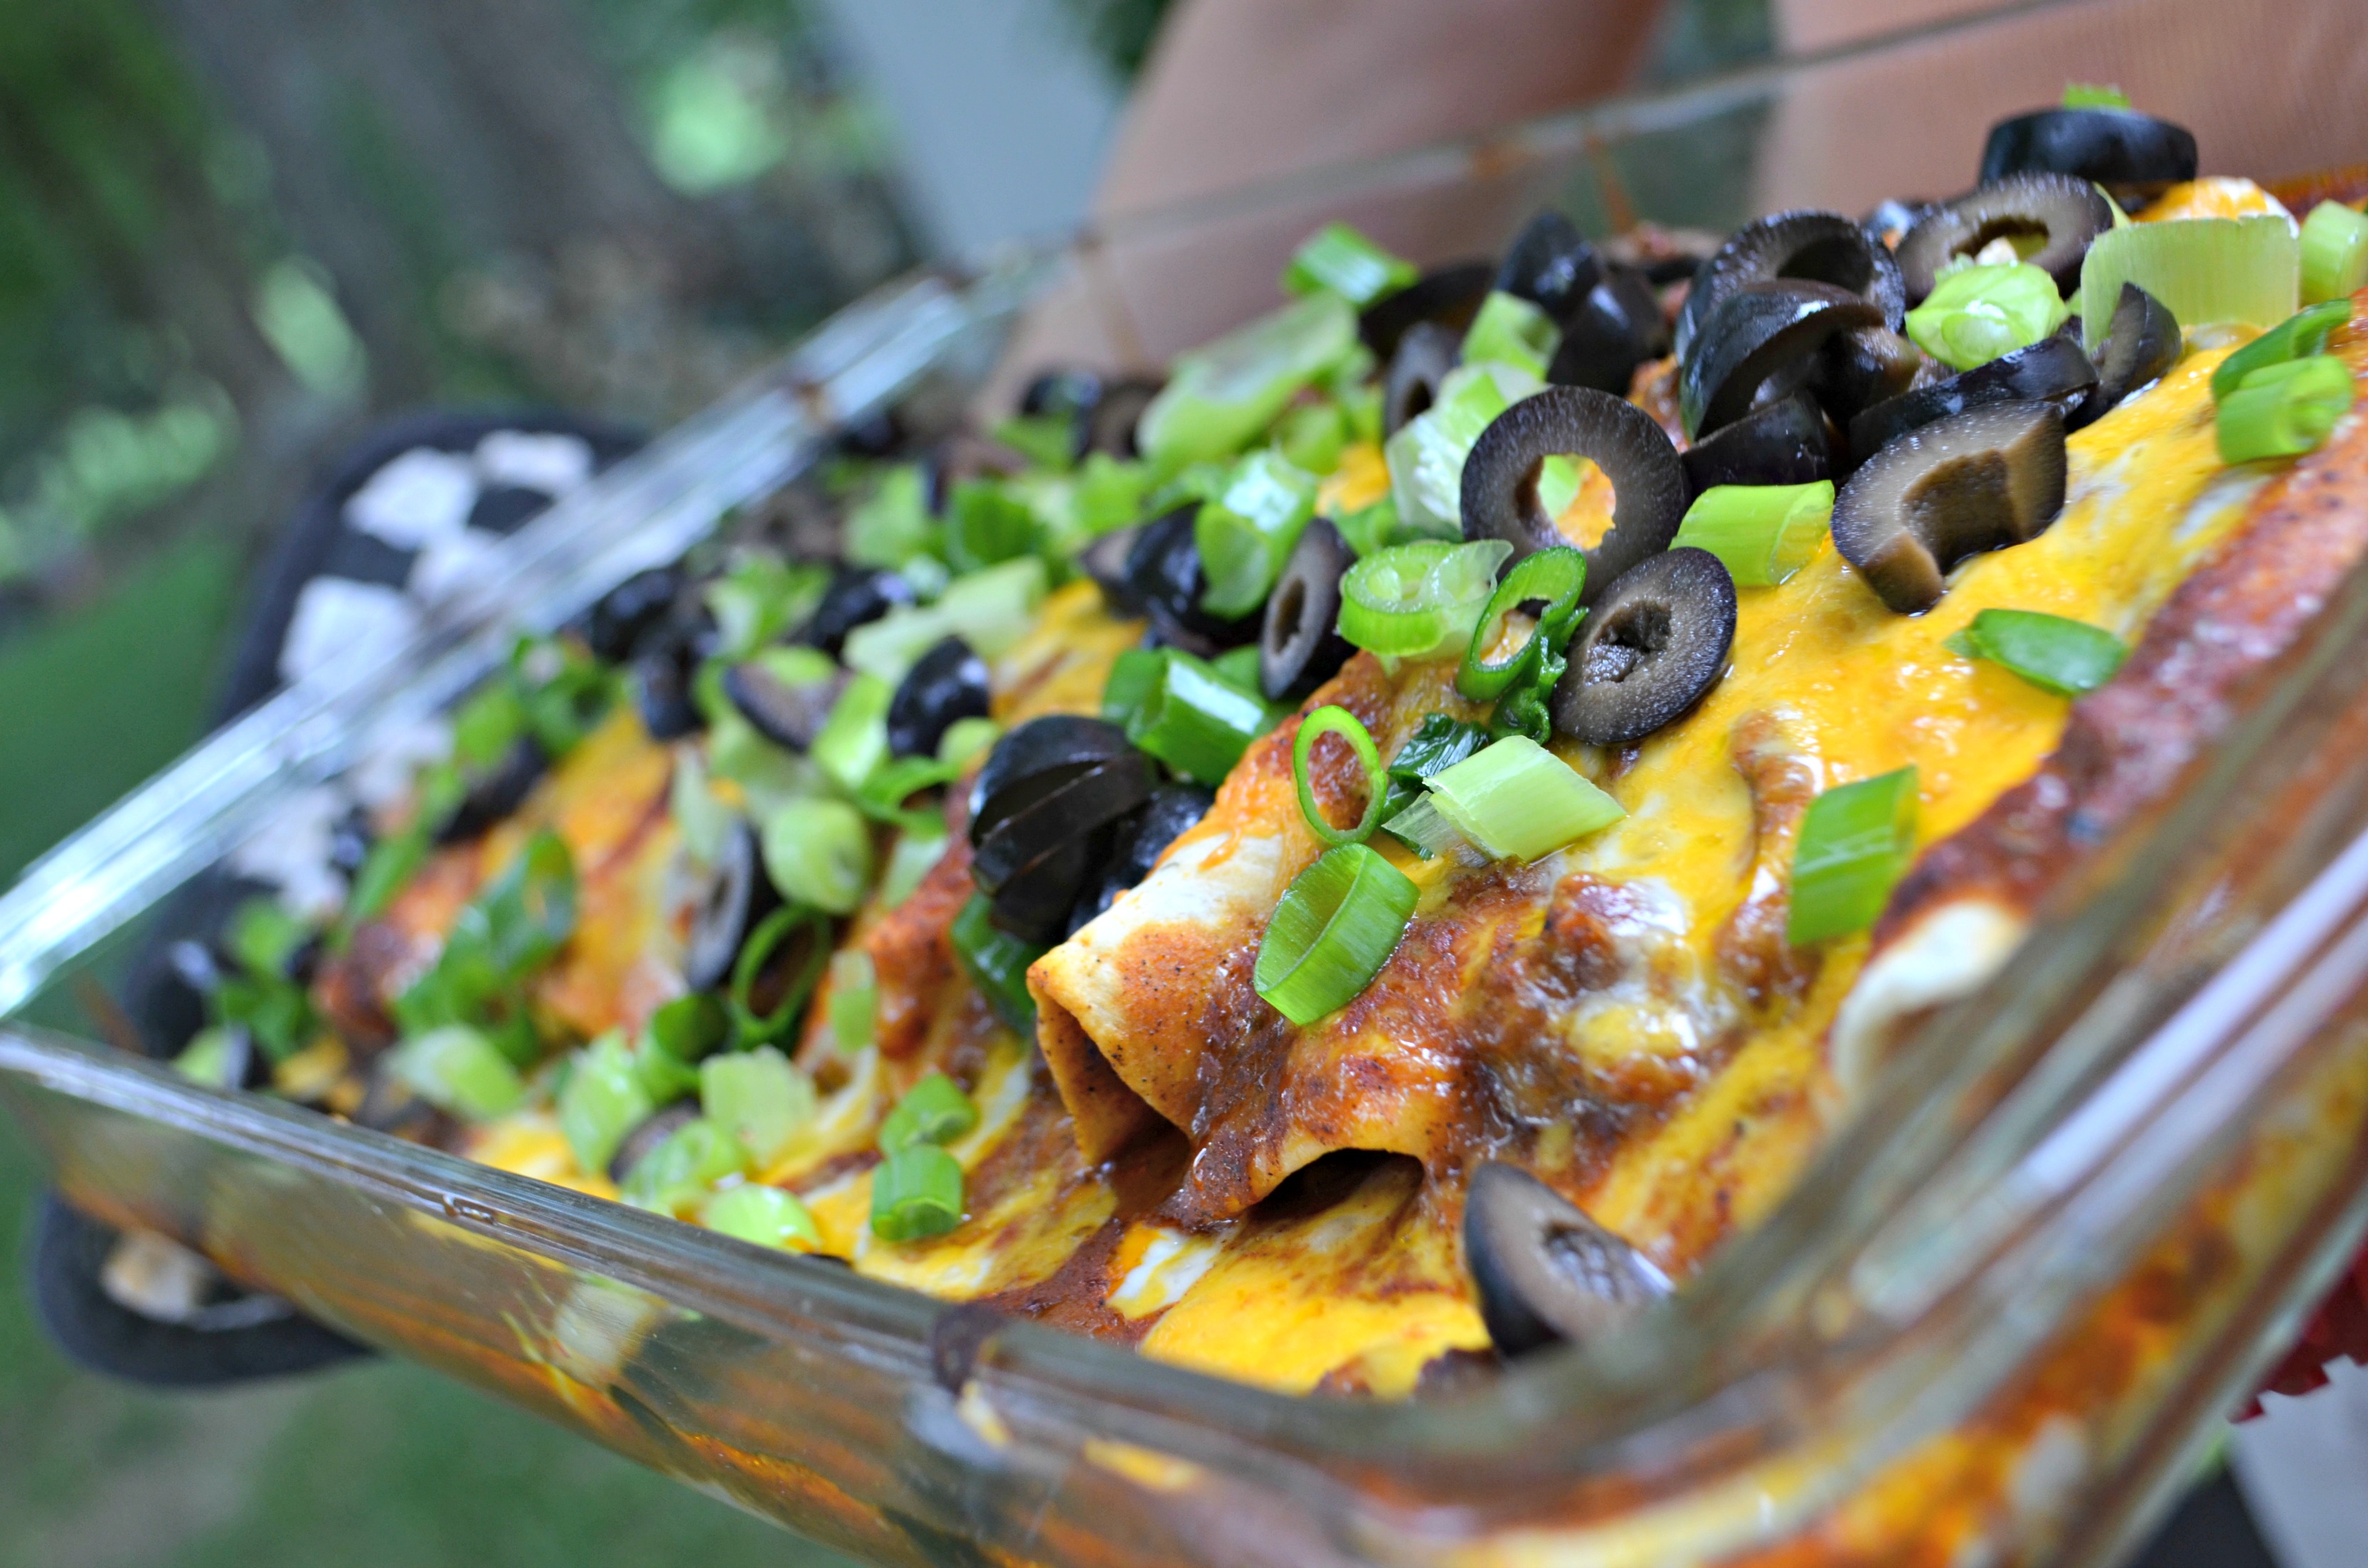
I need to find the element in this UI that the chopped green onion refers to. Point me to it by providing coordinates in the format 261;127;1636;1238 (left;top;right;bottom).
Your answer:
648;992;730;1063
878;1070;979;1153
1905;262;2069;370
1379;794;1470;860
1137;293;1359;466
623;1117;749;1215
2061;81;2131;109
706;557;827;659
990;414;1077;471
2216;354;2357;464
729;905;832;1045
2079;217;2298;358
1672;481;1834;587
701;1045;817;1166
1341;381;1383;446
1337;538;1512;658
880;826;947;910
1423;736;1625;863
1211;643;1264;693
1101;646;1167;730
1457;546;1586;700
2210;300;2354;400
870;1142;965;1241
174;1027;240;1089
812;673;892;793
938;717;999;770
452;682;527;770
827;949;877;1051
386;1025;526;1122
844;464;935;571
760;798;874;915
1252;843;1419;1026
1384;362;1534;538
631;1032;701;1102
1275;400;1349;476
559;1031;655;1175
1381;713;1490;821
669;748;736;865
1334;492;1403;558
945;479;1041;574
2301;202;2368;306
1945;609;2128;696
1126;652;1275;786
701;1184;822;1252
842;560;1046;683
1462;292;1561;380
1787;767;1920;945
1283;222;1418;308
1195;449;1320;617
1292;705;1387;848
951;893;1046;1035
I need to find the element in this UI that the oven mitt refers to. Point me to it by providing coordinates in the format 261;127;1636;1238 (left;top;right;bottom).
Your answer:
30;410;639;1386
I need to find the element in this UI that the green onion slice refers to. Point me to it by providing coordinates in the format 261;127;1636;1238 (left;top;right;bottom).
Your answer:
1787;767;1920;946
1253;843;1420;1027
649;991;730;1062
702;1184;822;1252
1423;736;1625;863
1100;646;1167;730
1137;293;1359;466
2210;300;2354;400
812;673;893;794
1457;546;1586;700
2079;217;2298;358
878;1070;979;1154
1905;262;2069;370
871;1142;965;1242
1380;713;1490;823
1334;492;1403;558
2301;201;2368;307
1338;538;1512;658
729;905;833;1045
1283;222;1418;308
1195;449;1320;617
558;1031;654;1174
950;893;1047;1035
1126;652;1275;786
701;1045;817;1166
1379;794;1470;860
1384;362;1532;538
387;1025;526;1123
623;1118;749;1215
1671;481;1834;587
1945;608;2128;696
827;949;877;1052
2217;353;2358;464
1461;291;1561;380
760;798;874;915
1292;705;1388;848
2061;81;2132;109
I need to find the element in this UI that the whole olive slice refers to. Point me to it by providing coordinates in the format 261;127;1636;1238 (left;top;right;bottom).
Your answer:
1464;1162;1672;1356
587;566;683;662
1086;378;1162;459
634;642;701;741
1679;391;1831;493
1494;209;1602;324
1847;334;2096;466
1980;107;2198;201
1674;210;1906;363
1551;548;1738;746
2069;282;2182;431
1384;321;1461;438
1545;264;1670;394
1460;386;1689;597
440;736;550;843
967;715;1137;848
684;818;780;993
799;567;915;658
1066;784;1214;935
1832;401;2068;614
724;659;849;753
1260;518;1355;702
1358;260;1493;360
1123;504;1260;656
972;752;1154;895
887;636;990;760
989;837;1099;945
1813;326;1928;425
608;1102;700;1185
1894;173;2114;302
1679;280;1884;439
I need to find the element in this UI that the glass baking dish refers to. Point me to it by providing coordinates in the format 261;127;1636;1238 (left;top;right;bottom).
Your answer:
9;4;2368;1562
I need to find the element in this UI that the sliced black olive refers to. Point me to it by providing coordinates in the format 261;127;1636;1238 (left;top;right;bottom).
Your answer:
1066;784;1213;935
1679;391;1831;493
1679;281;1884;439
1832;400;2068;614
966;715;1137;848
1813;327;1928;426
723;660;848;752
1460;386;1689;598
1086;378;1162;459
587;567;682;663
1894;173;2114;302
1079;523;1144;614
1123;504;1259;656
1846;334;2096;465
326;803;376;878
972;752;1154;897
1545;264;1671;395
1494;209;1602;324
1674;210;1906;364
1383;321;1461;438
1463;1162;1672;1356
1260;519;1355;703
607;1102;701;1185
887;637;990;760
1358;260;1493;360
1551;548;1737;746
438;736;548;843
468;484;550;537
1980;107;2198;201
797;567;915;658
683;818;779;993
634;641;702;741
2069;282;2182;431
